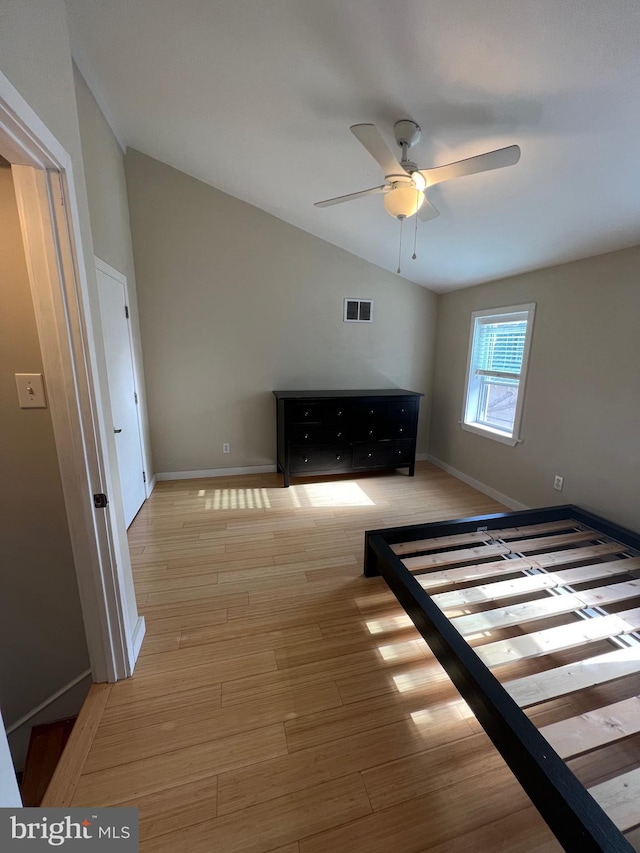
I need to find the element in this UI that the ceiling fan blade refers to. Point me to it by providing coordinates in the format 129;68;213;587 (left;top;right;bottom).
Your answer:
418;144;521;187
350;124;408;178
418;197;439;221
314;185;389;208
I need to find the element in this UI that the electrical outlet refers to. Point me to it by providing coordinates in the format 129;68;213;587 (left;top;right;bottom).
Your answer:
223;442;230;454
553;474;564;491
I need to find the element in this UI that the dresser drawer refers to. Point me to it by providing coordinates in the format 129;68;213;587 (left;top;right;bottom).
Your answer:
288;401;349;424
289;445;352;473
289;423;349;444
351;400;417;441
352;440;414;469
354;399;417;421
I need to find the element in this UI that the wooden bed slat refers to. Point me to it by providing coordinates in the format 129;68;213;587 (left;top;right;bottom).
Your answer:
476;607;640;668
391;530;490;556
491;520;582;539
589;767;640;832
391;519;581;556
415;556;534;588
403;542;511;570
414;543;630;589
505;530;604;553
450;580;640;636
505;645;640;708
404;532;602;572
530;542;629;569
540;696;640;759
432;557;640;610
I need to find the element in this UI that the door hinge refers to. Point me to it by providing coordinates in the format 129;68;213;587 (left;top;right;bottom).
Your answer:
142;471;146;483
93;493;109;509
134;391;138;404
125;305;129;319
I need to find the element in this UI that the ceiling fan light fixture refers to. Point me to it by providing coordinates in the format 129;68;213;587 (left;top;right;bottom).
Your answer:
383;185;425;219
411;171;426;192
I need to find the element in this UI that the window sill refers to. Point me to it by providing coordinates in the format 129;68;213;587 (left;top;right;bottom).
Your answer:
461;421;521;447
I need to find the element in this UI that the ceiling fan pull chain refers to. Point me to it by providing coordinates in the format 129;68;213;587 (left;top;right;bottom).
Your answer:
412;211;418;260
397;217;404;274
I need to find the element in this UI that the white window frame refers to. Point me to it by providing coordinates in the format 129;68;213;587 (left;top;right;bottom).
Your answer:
461;303;536;447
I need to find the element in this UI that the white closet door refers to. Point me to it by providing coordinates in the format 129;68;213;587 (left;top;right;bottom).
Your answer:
96;264;146;527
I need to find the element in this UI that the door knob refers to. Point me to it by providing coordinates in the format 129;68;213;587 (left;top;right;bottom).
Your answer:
114;428;122;434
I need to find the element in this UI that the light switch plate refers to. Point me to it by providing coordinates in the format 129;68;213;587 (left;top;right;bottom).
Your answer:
15;373;47;408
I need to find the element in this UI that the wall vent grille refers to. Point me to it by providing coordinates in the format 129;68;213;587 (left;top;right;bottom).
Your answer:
344;298;373;323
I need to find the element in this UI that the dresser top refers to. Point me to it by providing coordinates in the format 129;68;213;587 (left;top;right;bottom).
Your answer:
273;389;423;400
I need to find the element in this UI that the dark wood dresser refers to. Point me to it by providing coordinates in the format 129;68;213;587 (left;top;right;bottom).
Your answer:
273;389;422;487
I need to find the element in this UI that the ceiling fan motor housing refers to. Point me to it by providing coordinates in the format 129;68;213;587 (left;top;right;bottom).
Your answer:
394;119;422;149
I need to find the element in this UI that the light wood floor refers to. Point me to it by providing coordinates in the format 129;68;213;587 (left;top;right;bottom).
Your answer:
69;462;569;852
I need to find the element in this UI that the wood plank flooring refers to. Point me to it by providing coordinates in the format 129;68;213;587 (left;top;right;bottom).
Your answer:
70;463;574;851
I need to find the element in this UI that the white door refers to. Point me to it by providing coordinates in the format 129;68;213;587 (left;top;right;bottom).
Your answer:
96;263;146;527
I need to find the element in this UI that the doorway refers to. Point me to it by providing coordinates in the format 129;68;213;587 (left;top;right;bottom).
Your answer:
0;72;144;684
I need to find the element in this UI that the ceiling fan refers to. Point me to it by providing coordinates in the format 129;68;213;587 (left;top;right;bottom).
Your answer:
315;120;521;221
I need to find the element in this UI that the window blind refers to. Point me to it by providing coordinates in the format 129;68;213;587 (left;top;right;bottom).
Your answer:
473;317;528;376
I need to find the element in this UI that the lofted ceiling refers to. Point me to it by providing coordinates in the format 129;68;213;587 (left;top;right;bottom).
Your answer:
65;0;640;293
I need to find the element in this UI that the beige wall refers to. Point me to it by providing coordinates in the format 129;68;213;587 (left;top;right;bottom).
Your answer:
429;246;640;531
124;149;438;475
0;162;90;767
73;64;153;483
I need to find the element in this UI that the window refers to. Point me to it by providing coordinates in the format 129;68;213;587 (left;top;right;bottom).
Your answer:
462;303;535;446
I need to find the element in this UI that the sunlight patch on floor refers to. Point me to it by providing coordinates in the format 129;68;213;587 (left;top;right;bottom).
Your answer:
200;488;272;510
196;481;373;509
410;708;436;728
393;670;429;693
366;614;413;634
377;640;423;662
297;481;375;507
455;700;477;719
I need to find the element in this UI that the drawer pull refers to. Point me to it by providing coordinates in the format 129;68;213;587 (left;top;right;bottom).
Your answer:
367;452;373;458
336;431;342;438
304;433;309;439
368;429;374;436
369;409;374;415
303;456;309;463
303;411;310;418
399;427;403;433
336;454;341;461
337;410;342;416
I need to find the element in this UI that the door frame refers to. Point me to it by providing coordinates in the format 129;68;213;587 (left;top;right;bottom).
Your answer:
95;255;151;517
0;71;143;684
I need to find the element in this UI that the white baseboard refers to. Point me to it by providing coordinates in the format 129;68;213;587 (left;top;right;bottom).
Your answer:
5;669;92;736
425;454;528;511
156;464;277;481
147;475;157;495
159;457;431;482
129;616;146;673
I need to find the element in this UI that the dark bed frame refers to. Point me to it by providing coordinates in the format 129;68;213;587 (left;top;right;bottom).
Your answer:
364;505;640;853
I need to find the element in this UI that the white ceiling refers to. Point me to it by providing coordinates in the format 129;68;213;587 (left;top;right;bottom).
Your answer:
65;0;640;293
